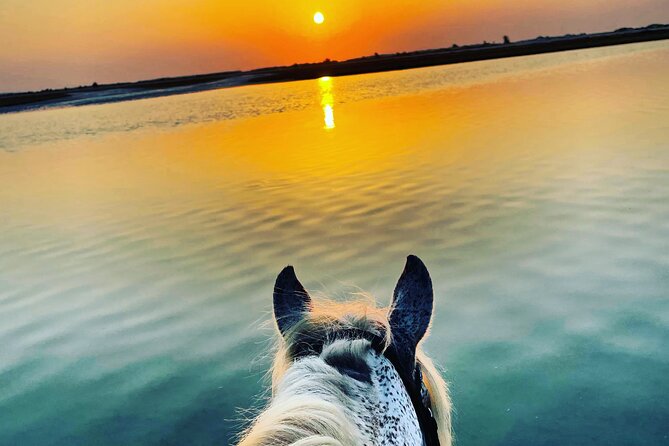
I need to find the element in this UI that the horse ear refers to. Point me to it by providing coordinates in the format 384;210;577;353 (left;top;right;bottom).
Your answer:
389;255;434;350
273;266;312;336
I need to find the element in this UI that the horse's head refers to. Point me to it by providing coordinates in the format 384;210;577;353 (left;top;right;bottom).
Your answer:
256;255;452;446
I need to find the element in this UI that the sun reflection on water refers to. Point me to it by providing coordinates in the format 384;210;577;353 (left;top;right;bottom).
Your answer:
319;76;335;129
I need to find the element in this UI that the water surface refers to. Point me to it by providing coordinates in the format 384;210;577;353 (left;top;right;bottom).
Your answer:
1;41;668;445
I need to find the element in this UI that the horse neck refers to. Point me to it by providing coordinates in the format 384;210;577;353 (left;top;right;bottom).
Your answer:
265;348;424;446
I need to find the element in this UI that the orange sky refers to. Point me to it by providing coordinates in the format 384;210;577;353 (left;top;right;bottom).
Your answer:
1;0;668;92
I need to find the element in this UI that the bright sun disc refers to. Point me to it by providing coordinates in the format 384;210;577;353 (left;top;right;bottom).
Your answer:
313;12;325;24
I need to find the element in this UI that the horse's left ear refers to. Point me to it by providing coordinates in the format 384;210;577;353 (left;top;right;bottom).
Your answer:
389;255;434;350
273;266;312;336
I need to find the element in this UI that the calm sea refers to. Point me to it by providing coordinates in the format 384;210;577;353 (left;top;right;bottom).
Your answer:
1;41;668;445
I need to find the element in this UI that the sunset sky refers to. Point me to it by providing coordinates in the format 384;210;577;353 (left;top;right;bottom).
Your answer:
1;0;668;92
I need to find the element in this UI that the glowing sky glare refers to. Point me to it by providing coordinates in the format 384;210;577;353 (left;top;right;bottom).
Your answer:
1;0;667;92
314;11;325;24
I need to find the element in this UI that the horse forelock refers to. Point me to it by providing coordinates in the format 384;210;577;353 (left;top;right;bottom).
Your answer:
271;296;391;386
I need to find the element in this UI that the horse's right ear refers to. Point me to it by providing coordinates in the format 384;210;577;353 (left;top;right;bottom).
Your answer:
273;266;311;336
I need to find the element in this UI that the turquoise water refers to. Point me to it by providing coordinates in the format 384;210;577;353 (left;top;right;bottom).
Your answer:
1;41;668;445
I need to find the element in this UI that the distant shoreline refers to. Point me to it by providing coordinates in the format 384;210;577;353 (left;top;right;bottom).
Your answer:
1;24;668;114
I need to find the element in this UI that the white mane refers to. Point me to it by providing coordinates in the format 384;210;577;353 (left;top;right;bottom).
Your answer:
236;297;453;446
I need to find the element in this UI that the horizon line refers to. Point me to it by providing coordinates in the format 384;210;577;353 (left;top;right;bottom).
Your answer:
2;22;668;97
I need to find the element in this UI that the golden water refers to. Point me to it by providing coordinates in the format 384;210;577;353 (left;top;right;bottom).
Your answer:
1;41;668;445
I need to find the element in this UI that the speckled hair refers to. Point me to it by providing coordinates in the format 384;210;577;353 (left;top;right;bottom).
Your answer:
237;258;452;446
237;295;452;446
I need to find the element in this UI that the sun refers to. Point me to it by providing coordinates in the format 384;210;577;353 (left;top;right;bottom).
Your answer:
313;11;325;25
